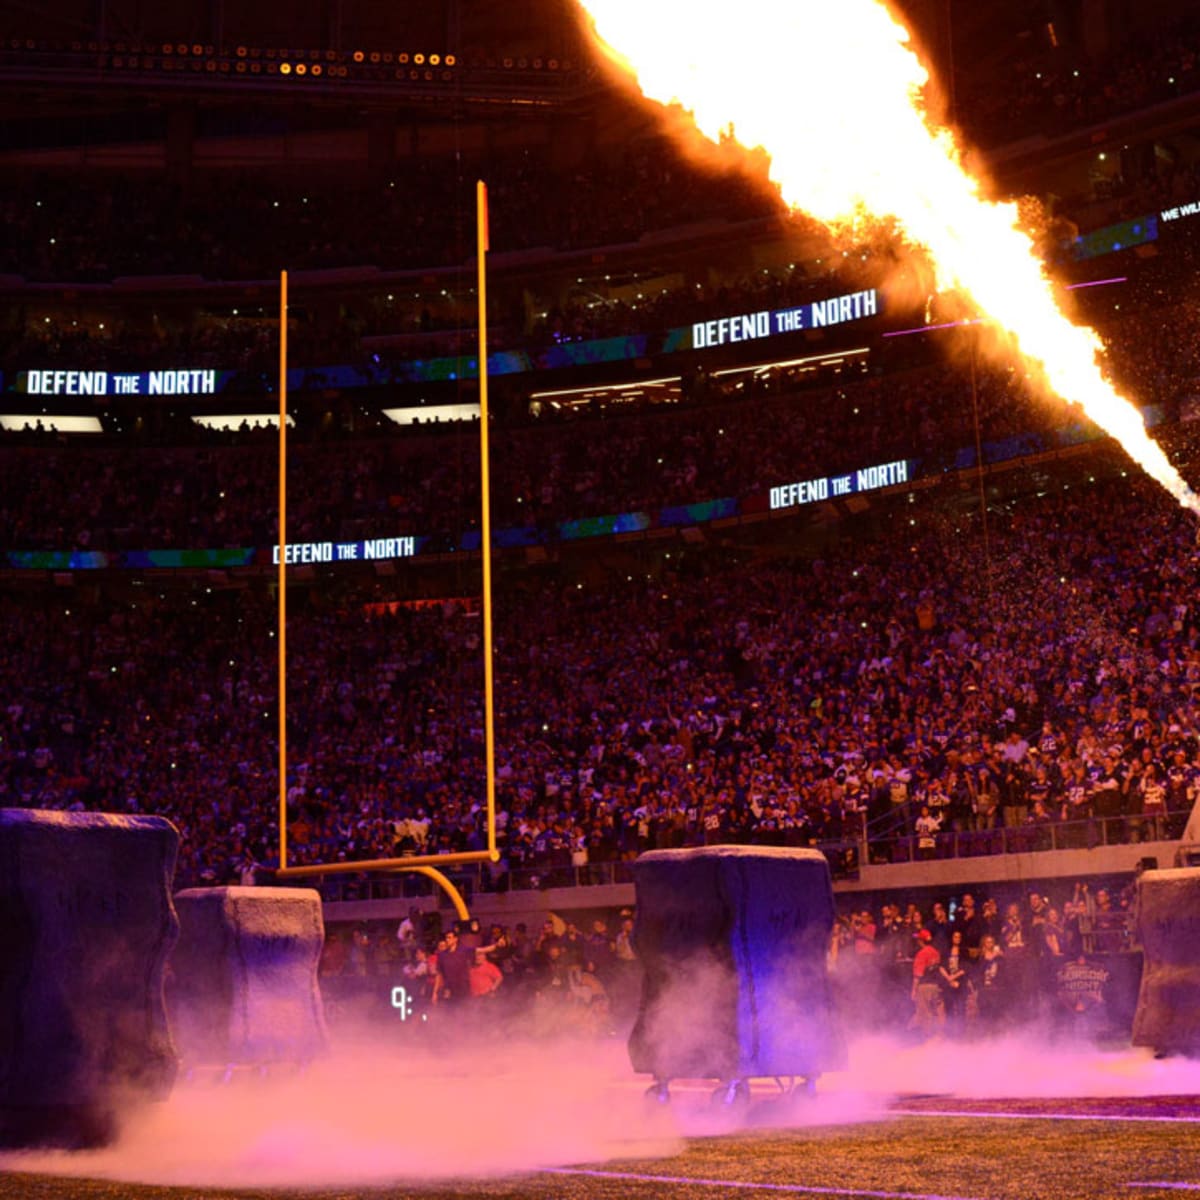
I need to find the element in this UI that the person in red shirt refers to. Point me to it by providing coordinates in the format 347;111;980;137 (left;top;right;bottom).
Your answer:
468;948;503;999
910;928;943;1036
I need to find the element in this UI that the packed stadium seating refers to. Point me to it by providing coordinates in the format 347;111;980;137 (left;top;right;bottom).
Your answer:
3;0;1200;905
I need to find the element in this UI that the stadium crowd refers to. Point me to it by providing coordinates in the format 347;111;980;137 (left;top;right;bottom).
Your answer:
3;1;1200;913
321;909;638;1038
0;210;879;373
0;141;775;284
956;7;1200;147
833;881;1135;1039
4;176;1196;380
320;876;1138;1043
8;256;1200;556
1;428;1198;892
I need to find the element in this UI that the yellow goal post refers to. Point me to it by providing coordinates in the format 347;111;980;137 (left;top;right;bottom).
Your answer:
273;183;499;915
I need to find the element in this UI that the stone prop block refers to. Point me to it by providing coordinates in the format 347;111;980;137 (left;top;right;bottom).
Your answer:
0;808;179;1147
1132;867;1200;1056
169;886;328;1068
629;845;846;1084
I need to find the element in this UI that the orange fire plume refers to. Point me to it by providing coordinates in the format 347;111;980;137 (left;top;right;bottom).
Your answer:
576;0;1200;516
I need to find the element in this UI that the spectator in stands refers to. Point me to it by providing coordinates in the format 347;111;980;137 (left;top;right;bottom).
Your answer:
972;935;1008;1031
434;927;473;1007
468;948;504;1000
938;930;970;1036
909;929;943;1037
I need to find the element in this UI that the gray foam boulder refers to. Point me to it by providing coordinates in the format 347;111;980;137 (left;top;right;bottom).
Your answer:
0;808;180;1146
629;845;845;1084
1132;867;1200;1056
170;886;328;1068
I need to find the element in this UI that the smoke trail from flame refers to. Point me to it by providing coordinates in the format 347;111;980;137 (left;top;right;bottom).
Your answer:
576;0;1200;516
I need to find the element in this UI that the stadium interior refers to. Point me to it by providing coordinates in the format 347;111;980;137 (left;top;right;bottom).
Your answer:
3;0;1200;1157
7;0;1200;1195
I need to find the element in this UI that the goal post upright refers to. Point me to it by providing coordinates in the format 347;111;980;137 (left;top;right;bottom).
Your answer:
477;178;499;864
278;268;289;874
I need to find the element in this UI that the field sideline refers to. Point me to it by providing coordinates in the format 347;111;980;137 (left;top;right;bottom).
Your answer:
3;1095;1199;1200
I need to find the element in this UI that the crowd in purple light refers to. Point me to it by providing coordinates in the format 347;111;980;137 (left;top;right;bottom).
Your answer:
4;19;1200;897
833;882;1136;1038
3;267;1199;558
5;177;1197;381
321;909;638;1036
2;420;1198;891
319;878;1135;1041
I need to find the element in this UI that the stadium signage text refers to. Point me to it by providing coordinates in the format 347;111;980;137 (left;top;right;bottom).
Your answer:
271;536;417;565
1161;199;1200;223
769;457;910;511
693;310;772;349
692;288;880;350
6;287;886;398
20;368;218;396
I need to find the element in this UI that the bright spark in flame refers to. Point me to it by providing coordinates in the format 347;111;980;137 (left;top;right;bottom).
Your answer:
576;0;1200;516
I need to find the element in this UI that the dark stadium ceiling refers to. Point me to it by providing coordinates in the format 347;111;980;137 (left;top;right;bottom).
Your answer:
0;0;568;56
0;0;1197;156
4;0;1197;69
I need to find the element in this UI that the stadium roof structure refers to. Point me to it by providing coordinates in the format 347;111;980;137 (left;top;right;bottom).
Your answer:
1;0;1199;173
